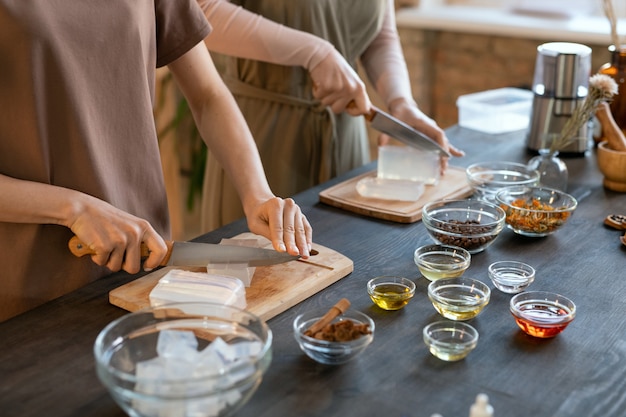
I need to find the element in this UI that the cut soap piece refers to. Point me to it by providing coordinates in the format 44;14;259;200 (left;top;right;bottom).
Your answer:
149;269;246;309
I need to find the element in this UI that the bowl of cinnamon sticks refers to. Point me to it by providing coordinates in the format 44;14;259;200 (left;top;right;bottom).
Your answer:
293;298;374;365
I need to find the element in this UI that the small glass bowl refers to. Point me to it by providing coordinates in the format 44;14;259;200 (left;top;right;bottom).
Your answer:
423;320;479;361
466;161;540;202
293;309;374;365
510;291;576;338
496;186;577;237
488;261;535;293
428;277;491;321
367;276;416;310
421;199;506;254
414;244;471;281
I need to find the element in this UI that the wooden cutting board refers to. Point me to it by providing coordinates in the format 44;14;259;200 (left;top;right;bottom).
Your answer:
319;166;473;223
109;233;353;321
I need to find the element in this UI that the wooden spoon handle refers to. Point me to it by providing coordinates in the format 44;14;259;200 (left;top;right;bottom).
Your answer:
596;102;626;152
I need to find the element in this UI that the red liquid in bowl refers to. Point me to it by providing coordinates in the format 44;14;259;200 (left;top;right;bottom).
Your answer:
511;300;574;338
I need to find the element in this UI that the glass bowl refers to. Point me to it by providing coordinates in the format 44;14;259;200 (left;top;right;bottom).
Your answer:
421;199;506;254
427;277;491;321
367;276;416;310
93;302;272;417
488;260;536;293
510;291;576;338
423;320;479;361
466;161;540;201
413;244;471;281
293;308;374;365
496;186;578;237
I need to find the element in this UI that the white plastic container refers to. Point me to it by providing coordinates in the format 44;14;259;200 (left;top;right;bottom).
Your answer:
456;87;533;134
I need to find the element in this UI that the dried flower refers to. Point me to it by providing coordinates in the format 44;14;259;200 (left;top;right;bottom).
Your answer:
549;73;619;154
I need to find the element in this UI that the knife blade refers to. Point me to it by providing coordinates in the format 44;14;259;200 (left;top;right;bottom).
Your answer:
365;106;451;157
68;236;299;267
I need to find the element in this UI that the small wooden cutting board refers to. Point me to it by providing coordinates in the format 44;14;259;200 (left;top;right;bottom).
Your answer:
319;166;473;223
109;233;353;321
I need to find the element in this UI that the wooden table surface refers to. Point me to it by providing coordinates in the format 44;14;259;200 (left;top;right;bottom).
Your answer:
1;126;625;417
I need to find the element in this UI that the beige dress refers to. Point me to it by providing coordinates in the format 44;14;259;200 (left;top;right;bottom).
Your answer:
201;0;386;231
0;1;210;321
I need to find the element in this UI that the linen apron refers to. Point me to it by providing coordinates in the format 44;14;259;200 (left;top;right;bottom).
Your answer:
201;0;386;231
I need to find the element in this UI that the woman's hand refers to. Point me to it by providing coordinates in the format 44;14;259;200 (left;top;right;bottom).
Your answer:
310;49;371;115
245;197;313;259
68;194;169;274
382;98;465;173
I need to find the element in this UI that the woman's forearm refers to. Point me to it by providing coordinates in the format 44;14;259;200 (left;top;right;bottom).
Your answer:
0;173;82;227
199;0;334;71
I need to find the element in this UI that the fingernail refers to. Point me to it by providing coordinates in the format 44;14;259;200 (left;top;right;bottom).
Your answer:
144;267;153;272
278;242;286;252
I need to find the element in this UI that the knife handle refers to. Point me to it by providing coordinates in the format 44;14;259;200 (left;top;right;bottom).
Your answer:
347;100;376;122
68;236;174;266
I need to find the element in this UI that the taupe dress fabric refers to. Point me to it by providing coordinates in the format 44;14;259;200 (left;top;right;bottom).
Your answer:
201;0;386;231
0;0;210;321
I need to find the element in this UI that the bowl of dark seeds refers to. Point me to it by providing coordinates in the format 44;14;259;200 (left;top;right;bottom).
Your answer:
421;199;506;254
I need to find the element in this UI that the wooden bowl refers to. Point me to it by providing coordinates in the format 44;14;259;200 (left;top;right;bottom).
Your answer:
597;141;626;192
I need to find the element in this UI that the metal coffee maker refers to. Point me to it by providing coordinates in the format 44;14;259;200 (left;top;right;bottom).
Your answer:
527;42;592;154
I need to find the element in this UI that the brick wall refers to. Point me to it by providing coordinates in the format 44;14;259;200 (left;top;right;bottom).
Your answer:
397;28;613;129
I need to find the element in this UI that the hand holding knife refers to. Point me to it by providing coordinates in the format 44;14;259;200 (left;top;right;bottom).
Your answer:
68;236;301;267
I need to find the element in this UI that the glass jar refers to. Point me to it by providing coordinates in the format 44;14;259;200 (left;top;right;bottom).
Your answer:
598;45;626;131
527;149;569;192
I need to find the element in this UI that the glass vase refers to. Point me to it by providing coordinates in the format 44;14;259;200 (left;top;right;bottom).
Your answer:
527;149;568;191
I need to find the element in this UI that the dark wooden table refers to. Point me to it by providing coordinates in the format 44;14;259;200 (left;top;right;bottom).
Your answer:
2;127;625;417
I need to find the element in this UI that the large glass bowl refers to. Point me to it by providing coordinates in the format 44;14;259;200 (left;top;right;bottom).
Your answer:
421;199;506;254
94;303;272;417
466;161;540;201
495;186;577;237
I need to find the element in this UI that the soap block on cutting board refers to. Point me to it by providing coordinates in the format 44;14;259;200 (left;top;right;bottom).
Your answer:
149;269;247;309
205;237;262;286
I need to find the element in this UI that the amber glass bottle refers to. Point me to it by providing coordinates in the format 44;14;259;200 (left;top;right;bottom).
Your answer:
598;45;626;132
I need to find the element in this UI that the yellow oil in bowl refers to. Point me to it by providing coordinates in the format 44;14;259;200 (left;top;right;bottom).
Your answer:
367;276;416;311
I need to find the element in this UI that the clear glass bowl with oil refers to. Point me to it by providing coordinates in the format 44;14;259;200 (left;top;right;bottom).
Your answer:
488;260;535;293
427;277;490;321
367;276;416;310
414;244;471;281
509;291;576;338
423;320;479;361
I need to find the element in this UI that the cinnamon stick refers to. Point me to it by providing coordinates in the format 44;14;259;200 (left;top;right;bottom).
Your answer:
304;298;351;337
596;101;626;152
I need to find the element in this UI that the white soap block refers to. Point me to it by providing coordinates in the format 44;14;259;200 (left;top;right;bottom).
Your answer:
205;238;261;287
356;176;425;201
377;145;440;185
149;269;246;309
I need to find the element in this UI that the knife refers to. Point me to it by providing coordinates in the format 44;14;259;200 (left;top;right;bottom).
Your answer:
364;106;451;158
68;236;299;267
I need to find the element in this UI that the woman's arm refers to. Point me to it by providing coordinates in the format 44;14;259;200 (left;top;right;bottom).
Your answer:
0;173;169;273
167;41;312;257
198;0;370;115
360;0;464;160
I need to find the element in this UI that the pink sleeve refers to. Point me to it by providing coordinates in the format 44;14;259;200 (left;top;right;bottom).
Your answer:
198;0;335;70
361;0;415;107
